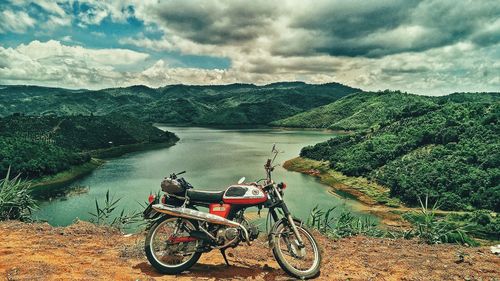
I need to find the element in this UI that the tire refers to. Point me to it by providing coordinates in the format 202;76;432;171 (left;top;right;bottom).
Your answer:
270;219;321;279
145;216;202;274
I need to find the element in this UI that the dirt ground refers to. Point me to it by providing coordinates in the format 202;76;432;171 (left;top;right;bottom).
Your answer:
0;221;498;281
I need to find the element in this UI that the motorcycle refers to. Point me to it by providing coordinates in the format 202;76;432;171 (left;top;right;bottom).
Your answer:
143;144;321;279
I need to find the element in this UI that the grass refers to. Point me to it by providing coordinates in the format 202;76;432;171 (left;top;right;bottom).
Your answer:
284;157;401;207
306;201;480;246
88;190;143;231
402;196;478;245
0;168;37;221
306;205;385;238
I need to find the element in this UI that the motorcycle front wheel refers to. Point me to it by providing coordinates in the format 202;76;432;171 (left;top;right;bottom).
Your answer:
270;220;321;279
145;216;202;274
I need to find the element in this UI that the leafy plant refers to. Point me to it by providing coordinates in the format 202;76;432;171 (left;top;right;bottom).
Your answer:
89;190;142;231
403;196;478;245
306;205;385;238
0;167;37;221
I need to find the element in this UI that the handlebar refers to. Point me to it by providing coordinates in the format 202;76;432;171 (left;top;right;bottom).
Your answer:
170;170;186;179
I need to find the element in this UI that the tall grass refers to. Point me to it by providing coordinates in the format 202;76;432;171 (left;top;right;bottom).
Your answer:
403;196;478;245
307;196;479;246
0;167;37;221
306;205;385;238
88;190;142;231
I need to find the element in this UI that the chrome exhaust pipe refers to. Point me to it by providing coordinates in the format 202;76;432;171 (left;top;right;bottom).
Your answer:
153;204;251;245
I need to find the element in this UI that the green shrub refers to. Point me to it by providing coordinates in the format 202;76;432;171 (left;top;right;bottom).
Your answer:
0;168;37;221
306;205;385;238
88;190;142;231
403;196;478;245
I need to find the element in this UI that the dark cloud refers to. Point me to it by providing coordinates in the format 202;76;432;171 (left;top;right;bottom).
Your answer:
273;0;500;58
292;0;415;40
151;0;278;45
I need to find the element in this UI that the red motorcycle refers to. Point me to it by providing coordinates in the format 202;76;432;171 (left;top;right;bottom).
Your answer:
143;145;321;279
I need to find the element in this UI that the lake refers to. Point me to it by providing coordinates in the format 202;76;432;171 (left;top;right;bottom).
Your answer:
33;126;375;227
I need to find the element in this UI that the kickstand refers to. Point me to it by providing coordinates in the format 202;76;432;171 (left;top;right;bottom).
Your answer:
220;249;230;266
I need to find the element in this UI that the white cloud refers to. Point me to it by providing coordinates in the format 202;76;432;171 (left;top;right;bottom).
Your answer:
119;36;176;52
1;39;498;95
14;40;149;66
1;0;499;94
0;9;35;33
0;40;150;88
0;40;250;89
34;0;66;17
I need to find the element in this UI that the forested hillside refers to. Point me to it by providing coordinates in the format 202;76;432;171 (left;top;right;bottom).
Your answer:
299;91;499;211
0;82;359;125
272;91;499;130
271;91;439;129
0;115;178;179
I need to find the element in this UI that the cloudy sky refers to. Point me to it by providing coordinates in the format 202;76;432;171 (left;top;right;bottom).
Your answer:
0;0;498;95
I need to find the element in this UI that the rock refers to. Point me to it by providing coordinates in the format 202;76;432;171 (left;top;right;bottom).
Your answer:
490;245;500;255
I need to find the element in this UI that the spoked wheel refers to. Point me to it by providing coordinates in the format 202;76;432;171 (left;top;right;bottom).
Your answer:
145;216;202;274
270;220;321;279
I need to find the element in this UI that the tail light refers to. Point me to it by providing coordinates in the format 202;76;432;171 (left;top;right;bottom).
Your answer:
279;182;287;189
148;194;156;204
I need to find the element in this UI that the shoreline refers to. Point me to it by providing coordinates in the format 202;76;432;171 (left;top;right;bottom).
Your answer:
283;157;497;228
31;158;105;190
283;157;409;226
30;140;178;190
154;122;350;133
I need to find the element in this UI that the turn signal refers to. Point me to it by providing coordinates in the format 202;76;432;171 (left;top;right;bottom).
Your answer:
148;194;156;204
279;182;287;189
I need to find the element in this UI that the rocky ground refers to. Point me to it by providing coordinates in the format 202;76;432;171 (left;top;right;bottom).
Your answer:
0;221;498;281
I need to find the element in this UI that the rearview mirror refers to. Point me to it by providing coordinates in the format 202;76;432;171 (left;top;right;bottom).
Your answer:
238;177;246;184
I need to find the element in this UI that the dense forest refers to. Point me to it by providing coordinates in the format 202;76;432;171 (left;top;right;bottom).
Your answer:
0;82;359;125
0;114;178;179
271;91;440;129
299;91;499;212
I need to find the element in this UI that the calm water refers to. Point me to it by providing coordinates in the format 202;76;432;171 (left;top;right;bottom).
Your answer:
33;126;374;226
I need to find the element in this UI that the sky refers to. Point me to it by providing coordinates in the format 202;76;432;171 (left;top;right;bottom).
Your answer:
0;0;499;95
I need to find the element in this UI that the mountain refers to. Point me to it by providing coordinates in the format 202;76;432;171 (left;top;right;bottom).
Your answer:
270;91;439;130
298;91;499;211
272;91;499;130
0;114;178;179
0;82;361;125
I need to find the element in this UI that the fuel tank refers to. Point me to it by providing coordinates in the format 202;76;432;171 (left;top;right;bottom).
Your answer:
222;184;267;205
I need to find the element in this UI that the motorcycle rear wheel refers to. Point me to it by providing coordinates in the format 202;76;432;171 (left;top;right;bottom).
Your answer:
270;220;321;279
145;216;202;274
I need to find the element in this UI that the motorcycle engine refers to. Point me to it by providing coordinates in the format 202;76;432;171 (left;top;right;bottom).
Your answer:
240;218;259;241
216;227;239;245
215;217;260;245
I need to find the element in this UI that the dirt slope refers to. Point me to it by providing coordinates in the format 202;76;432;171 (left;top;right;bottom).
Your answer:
0;221;498;281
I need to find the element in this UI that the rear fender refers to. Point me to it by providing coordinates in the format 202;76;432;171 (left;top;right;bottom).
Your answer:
143;201;161;220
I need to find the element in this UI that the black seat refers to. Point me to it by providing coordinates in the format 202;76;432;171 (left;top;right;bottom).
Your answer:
187;189;224;203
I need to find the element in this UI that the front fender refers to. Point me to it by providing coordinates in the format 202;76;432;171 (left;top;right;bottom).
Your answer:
267;217;304;247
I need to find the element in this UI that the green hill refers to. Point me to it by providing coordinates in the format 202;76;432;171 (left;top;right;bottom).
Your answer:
0;114;178;179
271;91;498;130
0;82;360;125
299;92;499;211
